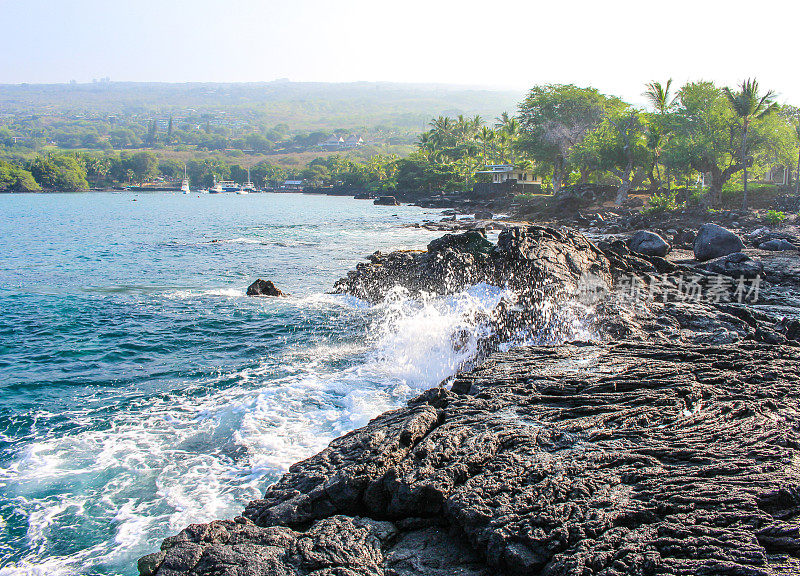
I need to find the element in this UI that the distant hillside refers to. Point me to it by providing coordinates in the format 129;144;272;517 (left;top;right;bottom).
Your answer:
0;81;524;133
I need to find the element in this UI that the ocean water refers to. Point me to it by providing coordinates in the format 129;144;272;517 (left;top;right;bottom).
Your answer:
0;192;528;576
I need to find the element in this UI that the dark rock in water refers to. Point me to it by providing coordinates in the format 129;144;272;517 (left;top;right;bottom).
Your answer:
442;209;457;216
147;341;800;576
374;195;400;206
699;252;764;279
760;239;797;251
474;210;493;220
628;230;671;257
245;279;284;296
693;223;744;262
353;192;373;200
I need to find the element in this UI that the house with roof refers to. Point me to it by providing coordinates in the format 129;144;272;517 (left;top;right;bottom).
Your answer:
471;164;543;196
342;135;364;149
320;135;344;150
281;180;305;191
474;164;541;186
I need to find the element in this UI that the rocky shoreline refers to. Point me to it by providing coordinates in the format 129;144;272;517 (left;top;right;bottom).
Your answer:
140;222;800;576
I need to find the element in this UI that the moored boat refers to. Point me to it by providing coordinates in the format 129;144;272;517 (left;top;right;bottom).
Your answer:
181;165;191;194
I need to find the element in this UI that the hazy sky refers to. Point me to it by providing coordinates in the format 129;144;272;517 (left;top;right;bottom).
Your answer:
1;0;797;104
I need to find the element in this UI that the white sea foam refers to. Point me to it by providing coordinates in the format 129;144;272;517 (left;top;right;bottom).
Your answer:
1;283;591;575
164;287;244;299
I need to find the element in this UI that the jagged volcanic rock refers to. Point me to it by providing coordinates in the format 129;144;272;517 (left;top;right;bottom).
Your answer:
141;226;800;576
148;342;800;576
333;226;613;303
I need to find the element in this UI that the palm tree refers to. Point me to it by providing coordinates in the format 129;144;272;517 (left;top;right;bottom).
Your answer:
643;80;677;191
645;124;665;190
501;118;519;137
495;111;512;130
476;127;495;165
496;132;510;163
643;80;677;115
724;79;777;210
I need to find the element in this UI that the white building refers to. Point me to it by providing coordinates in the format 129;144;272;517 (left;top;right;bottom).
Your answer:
320;135;344;150
342;135;364;149
281;180;305;191
475;164;541;185
320;134;364;150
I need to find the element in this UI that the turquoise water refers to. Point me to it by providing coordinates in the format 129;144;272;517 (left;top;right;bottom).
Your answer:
0;192;517;575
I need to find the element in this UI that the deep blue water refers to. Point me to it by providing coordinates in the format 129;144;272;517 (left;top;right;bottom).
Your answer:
0;192;516;575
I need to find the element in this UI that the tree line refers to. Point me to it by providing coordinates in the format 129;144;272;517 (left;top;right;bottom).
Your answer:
3;78;799;211
0;151;402;193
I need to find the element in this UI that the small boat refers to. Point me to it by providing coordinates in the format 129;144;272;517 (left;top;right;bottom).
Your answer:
181;165;191;194
241;167;257;193
209;178;224;194
218;180;241;193
236;188;249;195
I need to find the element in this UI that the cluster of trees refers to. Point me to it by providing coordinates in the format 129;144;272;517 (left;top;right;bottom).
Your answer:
388;79;799;209
0;159;41;192
0;150;403;193
391;113;529;193
516;79;797;207
0;151;179;192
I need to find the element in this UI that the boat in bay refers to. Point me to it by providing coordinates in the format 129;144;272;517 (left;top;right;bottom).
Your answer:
181;165;191;194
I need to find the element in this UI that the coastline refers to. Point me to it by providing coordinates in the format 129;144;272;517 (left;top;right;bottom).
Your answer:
140;222;800;576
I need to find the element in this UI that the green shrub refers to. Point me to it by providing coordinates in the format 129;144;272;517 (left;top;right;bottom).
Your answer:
687;189;706;206
765;209;788;224
644;191;684;213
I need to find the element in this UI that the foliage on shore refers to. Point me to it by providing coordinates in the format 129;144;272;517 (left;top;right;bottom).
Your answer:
2;79;800;208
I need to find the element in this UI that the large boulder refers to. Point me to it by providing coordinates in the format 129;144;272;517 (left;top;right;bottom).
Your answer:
246;279;285;296
693;223;744;262
628;230;671;257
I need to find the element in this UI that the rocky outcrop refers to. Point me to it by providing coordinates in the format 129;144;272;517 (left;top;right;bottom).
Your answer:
693;223;744;262
246;279;285;296
628;230;671;257
148;341;800;576
374;196;400;206
333;226;612;303
143;226;800;576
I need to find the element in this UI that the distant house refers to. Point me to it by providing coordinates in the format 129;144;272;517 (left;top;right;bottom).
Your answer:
321;135;344;150
342;135;364;149
281;180;305;191
319;134;364;150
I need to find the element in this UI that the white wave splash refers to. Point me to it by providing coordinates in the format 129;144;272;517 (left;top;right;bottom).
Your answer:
0;283;591;576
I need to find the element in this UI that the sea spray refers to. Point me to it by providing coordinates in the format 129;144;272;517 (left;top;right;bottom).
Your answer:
0;194;604;576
